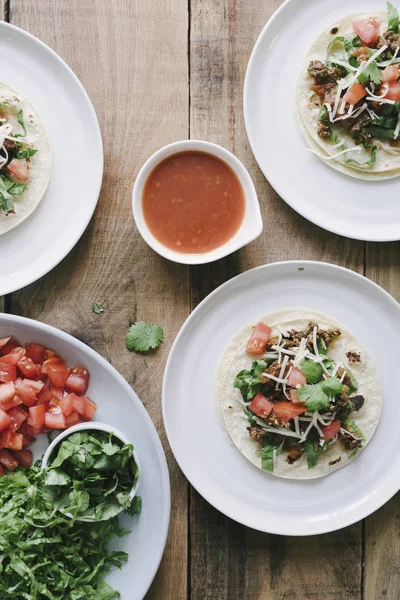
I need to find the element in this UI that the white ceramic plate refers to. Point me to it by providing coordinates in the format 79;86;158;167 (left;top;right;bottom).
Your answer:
0;314;170;599
244;0;400;241
0;22;103;294
163;261;400;535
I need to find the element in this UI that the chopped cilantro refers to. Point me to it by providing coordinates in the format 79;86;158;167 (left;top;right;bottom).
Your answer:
321;376;343;396
296;377;343;412
260;439;284;472
17;108;26;136
92;301;104;314
344;420;365;447
358;61;382;86
304;440;318;468
388;1;399;33
348;372;359;395
300;359;323;384
125;321;164;352
244;405;256;425
15;147;37;160
234;360;267;401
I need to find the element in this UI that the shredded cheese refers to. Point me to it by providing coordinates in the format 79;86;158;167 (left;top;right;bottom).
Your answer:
306;146;363;161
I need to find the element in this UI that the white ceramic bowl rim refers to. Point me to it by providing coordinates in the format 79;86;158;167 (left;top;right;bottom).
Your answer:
131;139;263;265
42;421;141;522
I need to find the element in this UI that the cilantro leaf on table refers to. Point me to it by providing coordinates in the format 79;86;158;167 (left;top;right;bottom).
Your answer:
358;61;382;86
125;321;164;352
388;1;400;33
92;301;104;314
234;359;267;401
260;439;284;472
300;359;323;384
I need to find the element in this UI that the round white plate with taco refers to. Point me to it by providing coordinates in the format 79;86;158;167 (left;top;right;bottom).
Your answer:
0;22;102;295
163;261;400;535
244;0;400;241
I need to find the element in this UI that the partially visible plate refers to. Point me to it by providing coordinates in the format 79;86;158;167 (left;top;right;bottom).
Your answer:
0;314;170;600
0;22;103;294
244;0;400;241
163;261;400;535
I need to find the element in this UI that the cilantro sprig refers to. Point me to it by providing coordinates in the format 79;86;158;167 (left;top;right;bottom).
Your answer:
234;359;266;401
296;377;343;412
125;321;164;352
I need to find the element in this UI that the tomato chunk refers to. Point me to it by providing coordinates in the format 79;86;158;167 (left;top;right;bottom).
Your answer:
385;81;400;101
65;412;81;427
11;448;33;469
23;379;44;394
0;407;12;431
2;430;23;450
45;411;66;429
7;158;29;181
272;401;307;423
7;405;28;431
0;361;17;383
0;381;16;408
25;343;47;364
82;397;97;421
343;83;367;105
249;393;274;419
353;18;380;46
322;420;341;440
0;337;11;351
382;65;400;84
15;379;37;407
17;356;38;378
65;366;89;395
42;358;70;388
37;383;53;405
0;347;26;365
0;449;18;470
246;323;272;355
1;338;21;355
28;404;46;429
287;367;307;388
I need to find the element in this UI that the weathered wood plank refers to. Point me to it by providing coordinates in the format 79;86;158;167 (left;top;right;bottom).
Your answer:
189;1;364;598
9;1;189;599
364;242;400;600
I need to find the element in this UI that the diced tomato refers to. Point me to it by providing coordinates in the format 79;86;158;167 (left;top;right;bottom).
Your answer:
0;381;16;408
249;393;274;419
23;379;44;394
287;367;306;388
51;387;65;403
17;356;38;378
0;449;18;470
11;448;33;469
15;379;37;407
382;65;400;84
42;358;70;388
45;411;66;429
246;323;272;355
25;343;47;364
0;361;16;383
0;394;22;411
0;347;26;365
343;83;367;105
27;424;42;437
322;420;341;440
65;366;89;395
352;18;380;46
37;383;53;405
65;412;81;427
61;394;73;416
7;158;29;181
0;464;4;476
1;430;23;450
82;397;97;421
385;81;400;100
1;338;21;355
22;434;36;447
272;401;307;423
28;404;46;429
289;389;300;402
0;337;11;351
7;405;28;431
0;407;12;431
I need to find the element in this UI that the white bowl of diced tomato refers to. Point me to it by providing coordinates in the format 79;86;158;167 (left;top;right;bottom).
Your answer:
0;320;97;474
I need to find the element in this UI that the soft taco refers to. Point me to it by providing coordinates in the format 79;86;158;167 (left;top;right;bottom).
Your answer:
296;2;400;179
216;310;381;479
0;83;51;234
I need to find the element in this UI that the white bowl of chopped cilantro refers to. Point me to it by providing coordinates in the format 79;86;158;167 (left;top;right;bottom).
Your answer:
42;421;141;522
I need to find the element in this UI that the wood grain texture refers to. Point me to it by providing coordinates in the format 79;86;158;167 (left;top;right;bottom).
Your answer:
8;1;189;598
189;1;364;599
364;242;400;600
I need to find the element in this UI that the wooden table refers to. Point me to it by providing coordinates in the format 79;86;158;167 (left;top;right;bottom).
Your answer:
2;1;399;598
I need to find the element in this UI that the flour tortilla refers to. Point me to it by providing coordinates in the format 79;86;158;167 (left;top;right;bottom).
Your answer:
296;12;400;180
216;310;382;479
0;83;51;234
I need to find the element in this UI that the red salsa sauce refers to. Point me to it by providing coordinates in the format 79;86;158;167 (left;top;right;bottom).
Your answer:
142;151;245;254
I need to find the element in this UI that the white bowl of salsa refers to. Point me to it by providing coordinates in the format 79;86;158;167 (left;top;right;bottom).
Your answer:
132;140;263;265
